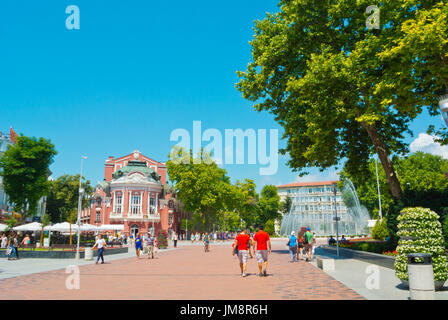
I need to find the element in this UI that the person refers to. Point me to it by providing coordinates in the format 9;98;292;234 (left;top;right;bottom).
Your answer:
135;232;143;260
253;226;271;277
21;234;31;248
341;235;347;244
328;236;336;245
147;233;155;259
173;232;178;248
304;227;313;262
6;233;17;260
92;234;106;264
203;232;210;252
213;232;217;243
1;233;8;248
232;229;253;277
311;232;317;256
287;231;298;263
297;235;304;261
13;234;19;259
153;236;159;258
247;231;253;258
195;232;200;242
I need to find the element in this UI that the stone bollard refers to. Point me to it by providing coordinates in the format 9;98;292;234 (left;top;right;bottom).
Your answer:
84;247;94;261
407;253;435;300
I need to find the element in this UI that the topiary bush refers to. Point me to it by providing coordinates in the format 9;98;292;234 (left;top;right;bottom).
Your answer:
158;230;168;249
394;207;448;282
372;218;389;240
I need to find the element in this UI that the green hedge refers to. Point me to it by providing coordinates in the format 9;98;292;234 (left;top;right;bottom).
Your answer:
331;240;395;254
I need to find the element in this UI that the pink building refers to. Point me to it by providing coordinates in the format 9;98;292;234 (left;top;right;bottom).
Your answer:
82;150;180;237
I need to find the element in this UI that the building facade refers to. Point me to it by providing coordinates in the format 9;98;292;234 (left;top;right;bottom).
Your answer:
82;150;180;237
277;181;351;236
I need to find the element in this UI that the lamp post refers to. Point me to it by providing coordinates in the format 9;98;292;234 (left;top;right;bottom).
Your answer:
375;155;383;221
75;156;87;260
333;183;340;257
439;95;448;128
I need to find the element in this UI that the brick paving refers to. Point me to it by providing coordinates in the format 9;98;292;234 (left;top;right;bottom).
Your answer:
0;242;364;300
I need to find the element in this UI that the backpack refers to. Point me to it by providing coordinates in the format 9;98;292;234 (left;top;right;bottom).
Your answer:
303;233;309;245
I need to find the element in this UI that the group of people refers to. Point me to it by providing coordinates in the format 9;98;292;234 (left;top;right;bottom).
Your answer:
287;228;316;262
231;226;271;277
1;232;32;260
133;232;159;261
190;231;237;243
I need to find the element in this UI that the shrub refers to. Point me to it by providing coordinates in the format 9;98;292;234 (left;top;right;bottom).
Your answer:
394;207;448;282
265;220;275;235
443;214;448;249
372;218;389;240
158;230;168;249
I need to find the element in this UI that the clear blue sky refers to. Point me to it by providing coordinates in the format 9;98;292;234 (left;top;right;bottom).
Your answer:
0;0;441;192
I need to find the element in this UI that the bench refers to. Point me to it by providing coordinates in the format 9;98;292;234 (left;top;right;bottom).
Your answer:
317;257;335;271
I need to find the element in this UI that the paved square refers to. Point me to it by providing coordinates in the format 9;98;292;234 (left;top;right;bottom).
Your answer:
0;241;364;300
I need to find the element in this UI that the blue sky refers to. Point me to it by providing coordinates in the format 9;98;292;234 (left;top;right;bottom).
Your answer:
0;0;441;192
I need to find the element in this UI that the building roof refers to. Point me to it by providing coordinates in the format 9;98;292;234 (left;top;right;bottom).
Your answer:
112;161;161;182
277;180;339;189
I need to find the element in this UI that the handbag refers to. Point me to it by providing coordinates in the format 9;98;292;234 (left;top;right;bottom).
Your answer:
286;236;290;247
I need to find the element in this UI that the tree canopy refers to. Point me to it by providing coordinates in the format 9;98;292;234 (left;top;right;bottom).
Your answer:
236;0;448;201
46;174;93;223
0;135;57;218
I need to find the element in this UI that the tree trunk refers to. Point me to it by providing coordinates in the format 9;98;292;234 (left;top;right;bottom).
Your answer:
362;123;403;200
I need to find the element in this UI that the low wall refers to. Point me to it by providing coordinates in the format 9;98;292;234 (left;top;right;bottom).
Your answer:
0;247;128;259
321;245;395;270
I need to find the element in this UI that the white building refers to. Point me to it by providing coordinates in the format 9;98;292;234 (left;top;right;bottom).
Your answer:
277;180;353;236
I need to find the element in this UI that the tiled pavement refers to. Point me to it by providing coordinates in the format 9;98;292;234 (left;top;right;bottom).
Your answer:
0;241;364;300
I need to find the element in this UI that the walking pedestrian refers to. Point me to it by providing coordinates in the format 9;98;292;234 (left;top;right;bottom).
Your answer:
147;233;155;259
135;232;143;261
304;227;313;262
297;235;304;260
232;229;253;277
92;234;106;264
287;231;298;263
253;225;271;277
6;233;16;260
203;232;210;252
21;234;31;248
311;232;317;257
13;234;19;260
173;232;178;248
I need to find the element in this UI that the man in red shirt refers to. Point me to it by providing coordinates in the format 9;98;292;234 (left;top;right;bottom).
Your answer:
253;225;271;277
232;228;253;277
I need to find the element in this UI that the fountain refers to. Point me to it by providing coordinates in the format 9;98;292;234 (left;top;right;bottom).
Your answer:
279;179;371;236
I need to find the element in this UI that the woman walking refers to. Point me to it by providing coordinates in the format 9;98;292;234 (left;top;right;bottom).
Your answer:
297;235;304;261
6;233;17;260
287;231;298;263
135;232;143;261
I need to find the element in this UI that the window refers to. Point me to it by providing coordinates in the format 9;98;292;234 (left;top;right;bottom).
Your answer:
130;194;141;215
169;201;174;209
96;212;101;222
169;213;173;224
149;197;156;214
97;198;101;206
114;194;122;214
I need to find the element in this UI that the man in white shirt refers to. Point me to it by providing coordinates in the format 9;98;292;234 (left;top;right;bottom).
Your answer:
92;234;106;264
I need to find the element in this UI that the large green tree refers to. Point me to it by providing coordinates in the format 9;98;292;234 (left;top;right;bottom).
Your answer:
167;147;235;230
236;0;448;201
234;179;260;228
258;185;281;225
46;174;93;223
0;135;57;218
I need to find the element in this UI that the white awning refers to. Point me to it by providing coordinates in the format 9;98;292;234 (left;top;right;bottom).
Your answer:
47;222;79;232
0;224;9;231
97;224;124;231
12;222;43;231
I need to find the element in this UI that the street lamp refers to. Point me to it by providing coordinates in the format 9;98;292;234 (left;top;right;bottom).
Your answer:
332;183;340;257
439;95;448;127
75;156;87;260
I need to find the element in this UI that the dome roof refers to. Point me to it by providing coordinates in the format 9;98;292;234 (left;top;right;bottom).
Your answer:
112;161;161;182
